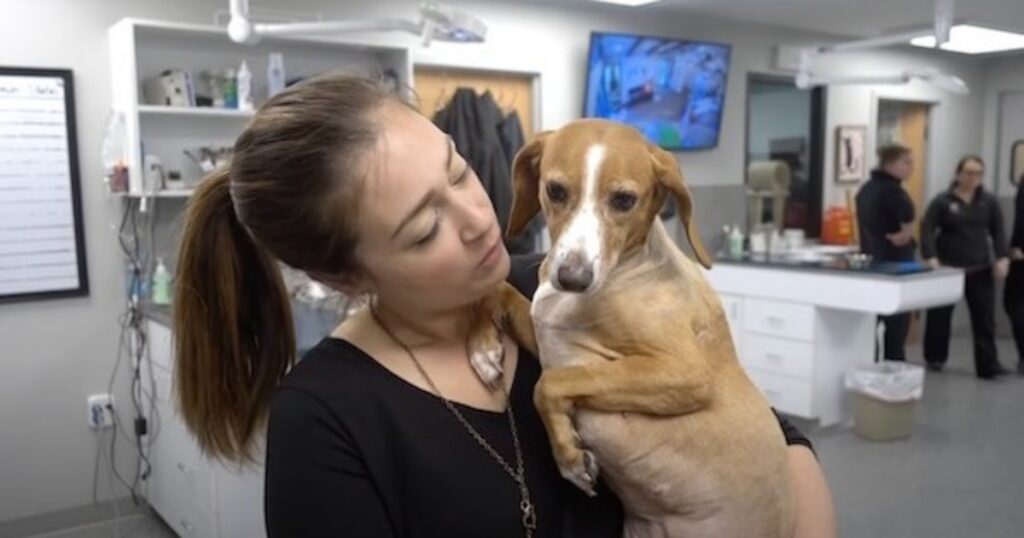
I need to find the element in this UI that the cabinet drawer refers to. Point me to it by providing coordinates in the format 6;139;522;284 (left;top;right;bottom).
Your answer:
745;299;814;341
163;498;213;538
718;294;744;356
742;333;814;380
146;320;174;373
744;369;814;418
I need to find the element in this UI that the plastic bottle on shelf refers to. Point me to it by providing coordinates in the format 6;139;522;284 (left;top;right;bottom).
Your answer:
267;52;285;98
728;225;745;258
237;60;253;111
223;68;237;109
151;258;172;306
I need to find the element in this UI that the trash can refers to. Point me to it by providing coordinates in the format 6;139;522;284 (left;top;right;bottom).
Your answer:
844;361;925;441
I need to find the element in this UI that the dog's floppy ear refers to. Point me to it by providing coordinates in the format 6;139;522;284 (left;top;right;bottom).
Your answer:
507;131;551;238
650;146;713;269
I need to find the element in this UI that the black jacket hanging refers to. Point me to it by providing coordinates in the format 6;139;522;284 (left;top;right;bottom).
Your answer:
433;89;514;239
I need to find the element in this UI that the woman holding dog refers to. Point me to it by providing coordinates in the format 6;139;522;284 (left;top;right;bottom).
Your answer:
172;73;835;537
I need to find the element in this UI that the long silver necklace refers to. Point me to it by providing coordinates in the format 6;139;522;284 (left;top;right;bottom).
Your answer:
369;305;537;538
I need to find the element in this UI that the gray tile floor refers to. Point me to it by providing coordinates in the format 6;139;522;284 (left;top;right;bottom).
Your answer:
28;338;1024;538
804;337;1024;538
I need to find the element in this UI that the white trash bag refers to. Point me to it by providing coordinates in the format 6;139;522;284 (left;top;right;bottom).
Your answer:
844;361;925;403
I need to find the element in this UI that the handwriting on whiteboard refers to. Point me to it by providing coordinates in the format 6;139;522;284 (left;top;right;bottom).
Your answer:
0;74;81;296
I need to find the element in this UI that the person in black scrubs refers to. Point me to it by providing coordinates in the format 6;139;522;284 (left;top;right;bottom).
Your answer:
921;155;1011;379
1003;173;1024;376
169;74;836;537
856;144;916;360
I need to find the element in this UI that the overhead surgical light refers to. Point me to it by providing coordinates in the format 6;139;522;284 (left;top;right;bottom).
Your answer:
791;0;969;95
226;0;487;46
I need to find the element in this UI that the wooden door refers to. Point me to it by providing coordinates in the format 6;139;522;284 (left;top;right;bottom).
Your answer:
413;67;536;138
899;103;929;225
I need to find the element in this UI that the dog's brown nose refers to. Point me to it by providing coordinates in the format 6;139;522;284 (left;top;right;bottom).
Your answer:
556;254;594;292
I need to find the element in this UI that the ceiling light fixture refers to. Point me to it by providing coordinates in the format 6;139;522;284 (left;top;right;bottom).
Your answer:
911;24;1024;55
589;0;665;7
227;0;486;46
791;0;969;94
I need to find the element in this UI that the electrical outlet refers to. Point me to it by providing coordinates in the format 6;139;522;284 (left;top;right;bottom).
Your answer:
87;394;114;429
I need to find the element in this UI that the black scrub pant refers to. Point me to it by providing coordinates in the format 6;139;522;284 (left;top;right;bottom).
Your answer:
924;268;1003;376
1003;261;1024;366
878;313;911;361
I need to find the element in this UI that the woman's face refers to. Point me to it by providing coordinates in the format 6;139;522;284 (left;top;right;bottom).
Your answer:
957;159;985;191
352;103;510;314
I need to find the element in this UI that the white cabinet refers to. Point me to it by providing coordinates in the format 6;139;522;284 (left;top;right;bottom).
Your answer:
719;296;822;420
719;293;744;356
706;261;964;426
744;298;815;341
742;332;814;380
146;320;267;538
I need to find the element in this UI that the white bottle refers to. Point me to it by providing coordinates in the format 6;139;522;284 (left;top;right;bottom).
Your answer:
267;52;285;98
151;258;172;306
729;225;745;258
237;60;254;111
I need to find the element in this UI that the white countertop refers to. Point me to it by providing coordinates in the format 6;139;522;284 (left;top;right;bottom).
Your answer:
705;262;965;315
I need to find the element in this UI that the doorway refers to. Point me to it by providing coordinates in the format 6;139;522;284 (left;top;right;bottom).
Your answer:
876;99;931;233
745;75;825;237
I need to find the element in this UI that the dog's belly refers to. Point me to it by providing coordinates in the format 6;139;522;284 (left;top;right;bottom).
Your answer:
574;409;790;538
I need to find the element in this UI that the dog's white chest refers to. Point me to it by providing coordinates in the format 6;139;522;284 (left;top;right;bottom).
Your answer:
530;281;594;369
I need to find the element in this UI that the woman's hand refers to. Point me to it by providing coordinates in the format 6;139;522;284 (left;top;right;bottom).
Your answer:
1011;248;1024;261
788;445;837;538
925;257;941;269
885;224;914;247
994;257;1010;280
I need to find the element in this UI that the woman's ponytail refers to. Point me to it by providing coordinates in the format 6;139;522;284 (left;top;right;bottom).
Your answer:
173;168;295;463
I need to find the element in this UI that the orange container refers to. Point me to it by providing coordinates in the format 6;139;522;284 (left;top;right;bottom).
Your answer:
822;206;854;245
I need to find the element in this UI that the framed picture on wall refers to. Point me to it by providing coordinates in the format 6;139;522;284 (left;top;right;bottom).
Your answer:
1012;139;1024;186
835;125;867;183
0;67;88;303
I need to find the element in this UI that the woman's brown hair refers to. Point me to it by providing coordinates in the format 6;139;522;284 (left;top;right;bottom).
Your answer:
174;74;402;462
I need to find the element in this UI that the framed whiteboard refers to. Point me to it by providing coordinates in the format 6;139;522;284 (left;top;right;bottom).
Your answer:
0;67;88;303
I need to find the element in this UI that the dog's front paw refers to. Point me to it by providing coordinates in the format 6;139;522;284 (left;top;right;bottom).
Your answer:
558;448;600;496
467;325;504;389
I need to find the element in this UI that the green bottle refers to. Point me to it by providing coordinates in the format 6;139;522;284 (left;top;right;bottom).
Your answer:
151;257;172;306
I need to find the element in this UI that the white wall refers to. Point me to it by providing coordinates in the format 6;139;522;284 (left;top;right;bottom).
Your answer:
0;0;261;526
0;0;1006;526
982;54;1024;199
815;47;987;208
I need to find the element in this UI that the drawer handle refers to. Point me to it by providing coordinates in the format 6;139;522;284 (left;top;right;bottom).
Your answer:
763;389;782;402
766;316;786;327
765;353;785;362
179;519;195;532
176;462;193;475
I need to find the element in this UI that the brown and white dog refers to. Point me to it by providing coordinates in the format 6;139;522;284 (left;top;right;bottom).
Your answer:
490;119;794;538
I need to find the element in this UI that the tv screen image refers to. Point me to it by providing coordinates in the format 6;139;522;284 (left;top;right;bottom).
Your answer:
584;32;731;151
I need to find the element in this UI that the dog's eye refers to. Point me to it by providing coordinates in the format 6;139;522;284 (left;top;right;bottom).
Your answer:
546;182;568;204
610;191;638;212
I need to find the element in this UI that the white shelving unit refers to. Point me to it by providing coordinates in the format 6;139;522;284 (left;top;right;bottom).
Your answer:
107;17;414;538
137;104;254;118
108;17;413;197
